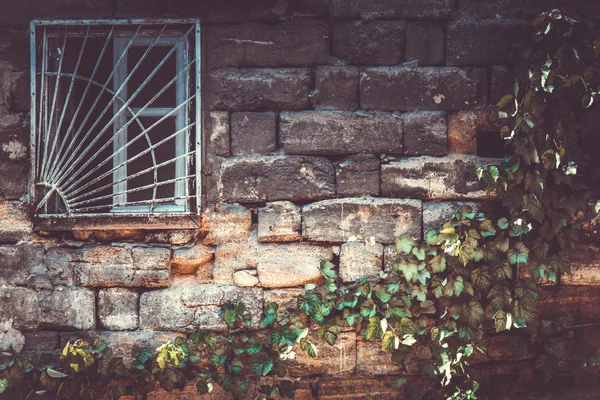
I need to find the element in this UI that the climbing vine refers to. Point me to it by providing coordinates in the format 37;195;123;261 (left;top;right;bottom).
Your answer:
1;9;600;400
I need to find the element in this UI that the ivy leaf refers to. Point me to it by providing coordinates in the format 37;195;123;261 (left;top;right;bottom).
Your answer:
497;218;509;230
509;242;529;264
411;286;427;302
0;378;7;394
429;255;446;274
534;354;557;383
488;284;511;311
397;261;419;282
464;300;484;327
471;267;492;291
395;378;408;388
375;285;392;303
479;220;496;238
319;261;337;280
494;310;512;333
396;234;415;254
381;331;398;351
411;246;426;261
250;357;273;376
458;244;475;266
46;368;68;378
365;317;383;340
454;276;465;297
425;230;439;245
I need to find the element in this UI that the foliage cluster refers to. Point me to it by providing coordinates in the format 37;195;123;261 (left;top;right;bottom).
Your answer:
1;8;600;400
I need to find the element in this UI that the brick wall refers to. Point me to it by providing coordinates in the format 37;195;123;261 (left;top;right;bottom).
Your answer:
1;0;600;398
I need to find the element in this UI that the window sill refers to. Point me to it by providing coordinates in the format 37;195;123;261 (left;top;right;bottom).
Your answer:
34;214;201;231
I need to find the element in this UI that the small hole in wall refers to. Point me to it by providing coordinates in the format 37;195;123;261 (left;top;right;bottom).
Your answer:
477;131;510;158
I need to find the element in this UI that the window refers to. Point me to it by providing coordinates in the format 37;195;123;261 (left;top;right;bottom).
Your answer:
30;20;200;223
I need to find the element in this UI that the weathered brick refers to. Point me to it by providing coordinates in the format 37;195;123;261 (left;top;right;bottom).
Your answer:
318;376;405;400
0;0;112;28
360;67;488;111
264;288;304;311
21;331;60;363
0;114;28;162
336;155;380;197
314;66;359;110
492;65;514;105
131;247;171;270
219;156;335;202
405;22;445;66
256;243;333;288
290;331;357;376
331;21;406;65
200;203;252;245
139;278;263;331
423;201;484;233
381;156;496;199
339;242;383;282
448;109;501;154
562;245;600;285
327;0;454;20
280;111;403;155
231;112;277;155
171;245;214;275
206;68;311;111
258;201;302;242
207;111;230;157
0;162;27;199
303;198;422;243
205;21;329;69
0;242;44;286
74;262;170;288
447;19;529;66
356;337;431;375
98;288;139;330
0;201;31;243
60;331;178;367
233;270;260;287
214;238;333;288
0;286;95;330
403;111;448;156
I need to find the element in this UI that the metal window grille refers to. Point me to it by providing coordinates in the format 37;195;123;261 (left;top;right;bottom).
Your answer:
30;19;201;218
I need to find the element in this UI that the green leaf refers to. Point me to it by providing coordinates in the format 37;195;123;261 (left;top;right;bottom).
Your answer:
425;230;439;245
229;359;244;374
411;246;426;261
375;285;392;303
381;331;397;351
365;317;383;340
0;378;7;394
395;234;415;254
429;255;446;274
395;377;408;388
497;218;509;230
497;94;514;109
397;261;419;282
250;357;273;376
479;220;496;238
464;300;485;327
471;267;492;291
319;260;337;280
304;283;316;291
509;242;529;264
46;368;68;379
454;276;465;297
489;166;500;182
299;337;318;358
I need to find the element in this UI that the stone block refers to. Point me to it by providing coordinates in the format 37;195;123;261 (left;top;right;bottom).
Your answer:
233;270;260;287
74;263;170;288
171;245;214;275
205;21;329;69
327;0;454;20
446;19;529;66
207;111;230;157
219;156;335;202
0;286;95;330
381;156;496;199
258;201;302;242
21;331;60;363
264;288;304;311
200;203;252;245
139;278;263;331
492;65;514;105
206;68;311;111
448;109;500;154
231;112;277;155
0;161;27;199
0;242;44;286
303;198;422;243
78;246;133;264
214;239;260;284
256;243;333;288
0;201;30;243
280;111;403;155
360;67;488;111
331;21;406;65
98;288;139;330
405;22;445;66
562;245;600;285
457;0;560;18
314;66;359;110
403;111;448;156
339;242;384;282
60;331;179;367
336;155;380;197
356;337;432;375
0;114;28;162
131;247;171;270
423;201;482;233
290;331;357;376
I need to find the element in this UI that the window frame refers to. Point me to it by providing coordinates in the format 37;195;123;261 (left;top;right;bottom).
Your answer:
29;19;202;230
